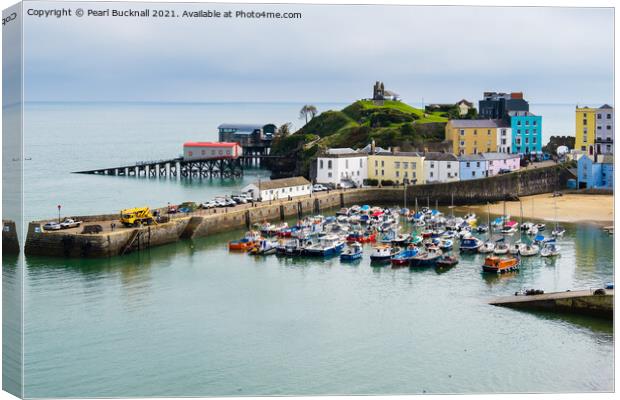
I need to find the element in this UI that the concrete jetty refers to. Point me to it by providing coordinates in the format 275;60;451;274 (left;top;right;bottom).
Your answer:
489;289;614;319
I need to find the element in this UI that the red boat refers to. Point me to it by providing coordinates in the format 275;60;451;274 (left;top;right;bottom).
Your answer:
346;231;376;243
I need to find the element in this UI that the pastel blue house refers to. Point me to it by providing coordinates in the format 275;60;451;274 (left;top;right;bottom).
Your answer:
509;111;542;155
458;154;488;180
577;154;614;189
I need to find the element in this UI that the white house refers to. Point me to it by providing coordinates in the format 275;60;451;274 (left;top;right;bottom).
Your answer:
315;153;368;188
242;177;311;201
496;125;512;154
423;152;459;183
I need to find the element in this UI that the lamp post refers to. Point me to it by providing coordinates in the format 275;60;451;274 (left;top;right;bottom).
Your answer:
57;204;61;223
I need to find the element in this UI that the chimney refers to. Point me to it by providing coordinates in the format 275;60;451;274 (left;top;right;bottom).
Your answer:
510;92;523;99
371;139;376;155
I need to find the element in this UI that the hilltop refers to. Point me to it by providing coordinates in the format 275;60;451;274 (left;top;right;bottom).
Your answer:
268;100;449;178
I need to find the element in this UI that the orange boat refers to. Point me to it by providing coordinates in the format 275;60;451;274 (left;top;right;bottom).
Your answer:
482;256;520;273
228;231;261;251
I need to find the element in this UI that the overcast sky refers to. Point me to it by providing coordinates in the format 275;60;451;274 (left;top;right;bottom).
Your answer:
22;2;614;104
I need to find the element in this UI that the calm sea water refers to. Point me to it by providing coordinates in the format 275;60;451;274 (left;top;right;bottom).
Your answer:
7;102;615;397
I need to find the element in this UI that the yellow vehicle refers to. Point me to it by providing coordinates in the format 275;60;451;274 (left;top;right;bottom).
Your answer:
120;207;157;227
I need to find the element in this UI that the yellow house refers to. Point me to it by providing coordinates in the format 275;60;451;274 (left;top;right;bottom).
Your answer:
445;120;500;155
574;107;598;154
367;152;425;185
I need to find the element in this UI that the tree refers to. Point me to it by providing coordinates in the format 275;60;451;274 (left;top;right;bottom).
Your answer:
276;122;292;138
299;105;318;124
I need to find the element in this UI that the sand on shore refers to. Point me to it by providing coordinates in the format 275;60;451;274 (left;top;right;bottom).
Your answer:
455;193;614;226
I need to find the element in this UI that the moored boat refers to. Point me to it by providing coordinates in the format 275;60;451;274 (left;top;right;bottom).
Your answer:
370;245;401;262
249;239;277;256
481;255;520;273
540;241;561;257
460;237;482;253
436;255;459;268
390;247;419;266
228;231;262;251
410;247;443;267
340;242;363;261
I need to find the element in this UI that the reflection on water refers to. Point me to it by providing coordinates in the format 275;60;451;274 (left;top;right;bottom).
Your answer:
3;254;23;396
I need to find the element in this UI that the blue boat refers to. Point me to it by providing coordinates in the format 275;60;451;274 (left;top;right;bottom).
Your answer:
340;243;363;261
304;235;345;257
390;247;419;266
439;239;453;251
459;237;482;253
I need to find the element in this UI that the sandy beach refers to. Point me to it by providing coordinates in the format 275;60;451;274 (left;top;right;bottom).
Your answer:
455;193;614;226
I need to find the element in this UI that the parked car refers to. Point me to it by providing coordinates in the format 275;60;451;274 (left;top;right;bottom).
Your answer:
224;198;237;207
167;205;179;214
214;198;227;207
231;196;247;204
339;181;355;189
313;184;327;192
200;201;217;209
60;219;82;229
43;221;61;231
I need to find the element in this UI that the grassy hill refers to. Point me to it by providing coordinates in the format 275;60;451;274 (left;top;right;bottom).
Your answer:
268;99;449;178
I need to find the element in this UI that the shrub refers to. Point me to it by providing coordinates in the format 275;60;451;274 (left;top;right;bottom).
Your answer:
363;178;379;186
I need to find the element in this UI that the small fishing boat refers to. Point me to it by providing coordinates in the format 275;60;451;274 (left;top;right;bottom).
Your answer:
410;235;424;245
390;247;419;266
478;240;495;254
278;238;309;256
493;238;509;255
346;230;376;243
379;229;396;243
540;241;561;257
439;239;453;251
410;247;443;267
392;233;411;246
370;245;401;262
500;221;518;235
249;239;277;256
304;235;345;257
436;255;459;268
482;255;520;273
460;237;482;253
228;231;261;251
551;226;565;237
509;241;521;255
526;225;538;236
518;243;540;257
476;224;489;233
535;223;546;231
340;242;363;261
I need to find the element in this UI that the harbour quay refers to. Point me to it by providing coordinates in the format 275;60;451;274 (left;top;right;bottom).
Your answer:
24;164;572;258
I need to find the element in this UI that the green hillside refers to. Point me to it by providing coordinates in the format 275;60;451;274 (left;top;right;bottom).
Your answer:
268;99;449;178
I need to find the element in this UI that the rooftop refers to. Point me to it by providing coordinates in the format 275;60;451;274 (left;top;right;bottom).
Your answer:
424;152;458;161
253;176;311;191
448;119;501;128
318;152;367;158
326;147;356;155
481;152;520;160
184;142;239;147
458;154;486;161
218;123;275;131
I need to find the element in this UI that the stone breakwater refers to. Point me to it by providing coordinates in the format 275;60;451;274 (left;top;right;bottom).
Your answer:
22;164;573;258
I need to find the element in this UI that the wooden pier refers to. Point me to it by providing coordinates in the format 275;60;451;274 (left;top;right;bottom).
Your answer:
490;289;613;319
73;157;244;179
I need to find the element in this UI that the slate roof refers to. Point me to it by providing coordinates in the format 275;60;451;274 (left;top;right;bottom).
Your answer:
481;152;520;160
424;152;458;161
458;154;487;162
218;123;269;131
599;104;613;110
448;119;501;128
255;177;311;191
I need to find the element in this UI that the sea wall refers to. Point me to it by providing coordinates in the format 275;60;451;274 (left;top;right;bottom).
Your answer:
2;220;20;255
24;163;573;258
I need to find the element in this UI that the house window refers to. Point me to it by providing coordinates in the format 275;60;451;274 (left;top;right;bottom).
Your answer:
533;129;537;134
533;137;537;144
597;126;602;130
375;169;378;175
607;125;612;130
597;114;602;119
466;162;470;167
430;163;434;168
320;160;324;169
403;162;408;169
501;129;506;136
525;137;529;144
476;162;480;167
607;114;612;119
517;121;521;126
328;172;332;178
412;162;416;169
472;171;476;177
525;120;530;126
460;129;465;136
487;130;491;135
404;171;408;178
396;171;400;177
328;160;332;169
375;160;378;167
474;130;478;135
525;130;529;134
533;120;537;126
395;162;400;169
381;170;384;176
430;172;434;177
517;129;521;134
381;161;385;167
447;163;451;169
460;141;465;146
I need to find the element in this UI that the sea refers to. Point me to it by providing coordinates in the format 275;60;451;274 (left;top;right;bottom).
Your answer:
2;102;614;397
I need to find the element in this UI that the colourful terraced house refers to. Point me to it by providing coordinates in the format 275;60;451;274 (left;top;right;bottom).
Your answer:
444;120;500;155
367;152;425;185
574;105;614;156
509;111;542;155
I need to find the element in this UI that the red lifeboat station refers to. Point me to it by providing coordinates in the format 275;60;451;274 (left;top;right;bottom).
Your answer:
183;142;243;161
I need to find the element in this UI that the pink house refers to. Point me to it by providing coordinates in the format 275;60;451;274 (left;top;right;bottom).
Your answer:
482;153;521;176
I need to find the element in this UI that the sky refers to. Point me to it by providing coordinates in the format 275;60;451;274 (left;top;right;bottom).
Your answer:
20;2;614;104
